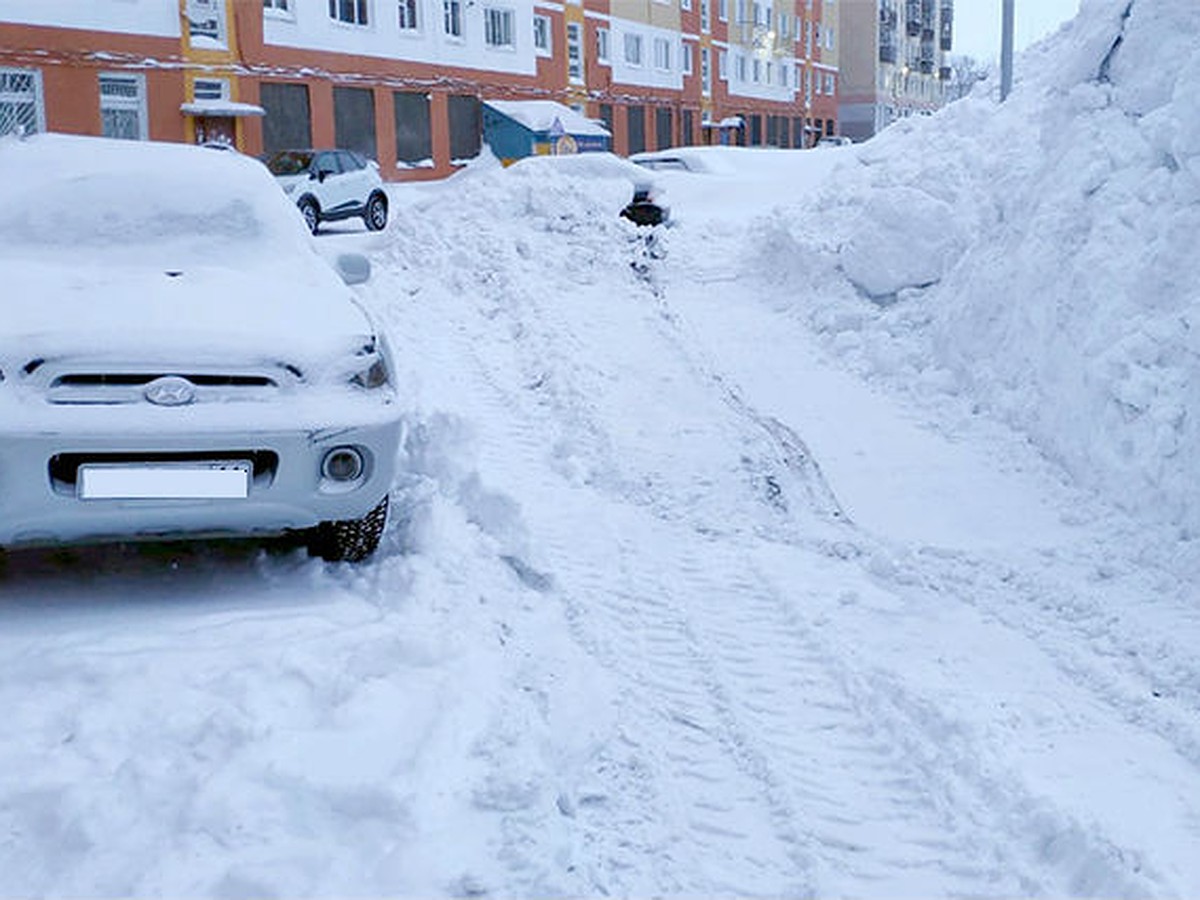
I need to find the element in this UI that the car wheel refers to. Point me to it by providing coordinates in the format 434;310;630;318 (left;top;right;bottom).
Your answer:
363;192;388;231
298;197;320;235
307;494;389;563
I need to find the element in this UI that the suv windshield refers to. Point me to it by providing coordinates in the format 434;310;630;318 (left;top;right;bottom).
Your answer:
265;150;314;176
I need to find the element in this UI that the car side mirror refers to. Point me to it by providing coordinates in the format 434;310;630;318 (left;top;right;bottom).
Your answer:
335;253;371;286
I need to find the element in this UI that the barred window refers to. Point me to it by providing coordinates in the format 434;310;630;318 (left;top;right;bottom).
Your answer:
99;73;146;141
0;68;43;137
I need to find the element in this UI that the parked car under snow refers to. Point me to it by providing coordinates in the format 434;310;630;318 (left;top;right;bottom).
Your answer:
505;152;670;227
0;134;403;561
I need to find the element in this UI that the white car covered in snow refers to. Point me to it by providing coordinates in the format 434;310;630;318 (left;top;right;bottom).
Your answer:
0;134;402;561
264;148;389;235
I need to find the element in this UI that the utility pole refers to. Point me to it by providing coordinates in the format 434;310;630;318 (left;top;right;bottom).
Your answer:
1000;0;1015;100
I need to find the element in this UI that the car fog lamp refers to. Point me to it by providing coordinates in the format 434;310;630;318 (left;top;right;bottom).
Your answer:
322;446;364;482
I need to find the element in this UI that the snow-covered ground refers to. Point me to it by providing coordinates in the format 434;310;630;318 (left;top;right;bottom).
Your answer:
2;0;1199;896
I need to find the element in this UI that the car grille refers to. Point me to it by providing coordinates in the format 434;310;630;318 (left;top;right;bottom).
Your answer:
32;364;301;405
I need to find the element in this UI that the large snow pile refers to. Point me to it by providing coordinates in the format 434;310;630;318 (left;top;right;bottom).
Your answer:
769;0;1200;536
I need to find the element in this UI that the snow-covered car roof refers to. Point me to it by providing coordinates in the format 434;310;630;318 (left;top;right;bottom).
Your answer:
505;151;658;190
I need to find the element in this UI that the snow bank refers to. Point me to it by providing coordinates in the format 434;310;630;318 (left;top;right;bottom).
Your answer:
768;0;1200;535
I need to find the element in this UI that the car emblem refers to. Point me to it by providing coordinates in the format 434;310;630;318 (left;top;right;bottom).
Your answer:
144;375;196;407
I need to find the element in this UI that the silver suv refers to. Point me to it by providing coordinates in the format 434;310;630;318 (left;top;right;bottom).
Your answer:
266;149;389;235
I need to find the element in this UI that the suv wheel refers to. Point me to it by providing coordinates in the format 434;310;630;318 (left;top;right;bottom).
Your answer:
307;495;389;563
363;192;388;232
298;197;320;235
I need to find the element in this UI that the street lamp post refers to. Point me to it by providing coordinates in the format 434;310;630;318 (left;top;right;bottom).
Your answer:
1000;0;1015;100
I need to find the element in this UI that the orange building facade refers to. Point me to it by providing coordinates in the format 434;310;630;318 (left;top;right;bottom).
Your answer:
0;0;842;181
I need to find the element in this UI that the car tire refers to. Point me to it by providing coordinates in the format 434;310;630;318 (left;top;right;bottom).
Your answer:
363;192;388;232
298;197;321;235
307;494;389;563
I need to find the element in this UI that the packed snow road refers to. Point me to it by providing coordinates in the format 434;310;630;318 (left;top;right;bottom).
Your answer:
3;140;1197;898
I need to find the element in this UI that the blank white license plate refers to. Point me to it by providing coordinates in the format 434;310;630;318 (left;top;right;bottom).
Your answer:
78;462;251;500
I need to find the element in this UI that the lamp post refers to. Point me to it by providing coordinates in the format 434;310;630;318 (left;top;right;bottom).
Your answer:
1000;0;1014;100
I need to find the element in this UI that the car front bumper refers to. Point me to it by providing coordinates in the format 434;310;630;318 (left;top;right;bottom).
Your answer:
0;397;403;548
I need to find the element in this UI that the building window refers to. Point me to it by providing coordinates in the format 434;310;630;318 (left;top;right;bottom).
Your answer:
624;32;643;66
260;82;311;153
333;85;376;160
700;0;710;31
681;0;692;8
682;42;693;75
596;27;610;63
626;104;646;154
329;0;369;26
700;46;711;96
0;67;44;137
654;37;671;71
718;0;728;21
533;14;551;54
99;73;146;141
826;72;836;94
263;0;291;15
718;49;727;79
448;94;481;160
398;0;418;29
443;0;462;37
394;90;432;165
567;22;584;81
484;8;514;47
753;58;761;82
194;78;229;101
779;11;788;38
188;0;227;46
736;54;746;82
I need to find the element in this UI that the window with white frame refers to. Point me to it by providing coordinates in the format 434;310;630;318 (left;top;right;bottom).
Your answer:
736;0;746;24
826;26;834;49
813;70;822;94
753;57;760;82
398;0;418;29
567;22;584;80
826;72;836;94
681;0;691;8
0;67;43;137
263;0;291;15
329;0;369;26
597;27;610;63
736;54;746;81
778;11;788;38
682;41;693;75
700;46;711;96
653;36;671;70
718;49;727;79
766;61;773;84
718;0;727;21
533;14;550;53
624;32;643;66
700;0;710;31
188;0;227;46
443;0;462;37
484;7;514;47
99;72;146;141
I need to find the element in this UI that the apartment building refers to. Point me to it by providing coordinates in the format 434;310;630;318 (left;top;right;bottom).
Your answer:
837;0;953;142
0;0;842;181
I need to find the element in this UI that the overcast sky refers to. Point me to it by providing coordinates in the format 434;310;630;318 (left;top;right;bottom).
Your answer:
951;0;1081;61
